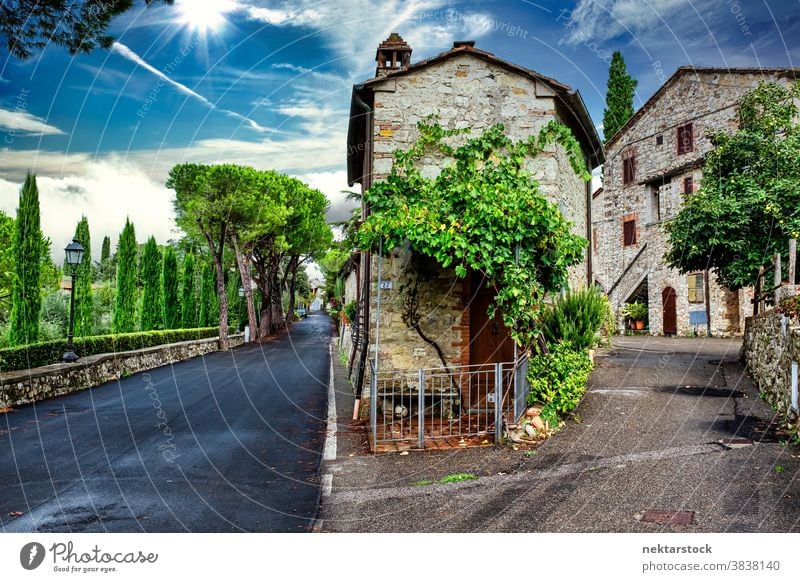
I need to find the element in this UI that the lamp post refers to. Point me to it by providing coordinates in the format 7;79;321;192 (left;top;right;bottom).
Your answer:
63;238;85;362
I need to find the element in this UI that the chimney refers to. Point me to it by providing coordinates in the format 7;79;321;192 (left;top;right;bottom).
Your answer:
375;33;412;77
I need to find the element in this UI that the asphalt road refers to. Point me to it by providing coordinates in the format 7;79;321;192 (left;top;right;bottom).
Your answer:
1;313;332;532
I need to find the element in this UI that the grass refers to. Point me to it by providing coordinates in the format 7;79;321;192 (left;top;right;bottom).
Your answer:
412;473;477;486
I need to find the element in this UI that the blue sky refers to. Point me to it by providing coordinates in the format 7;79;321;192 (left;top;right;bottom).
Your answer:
0;0;798;256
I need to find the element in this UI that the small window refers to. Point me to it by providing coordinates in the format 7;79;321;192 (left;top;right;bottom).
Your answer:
656;134;663;145
623;219;637;246
593;229;599;253
683;176;694;194
677;122;694;154
650;186;661;222
688;273;704;303
622;150;636;185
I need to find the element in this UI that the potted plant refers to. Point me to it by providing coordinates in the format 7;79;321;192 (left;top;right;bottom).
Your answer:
622;301;648;330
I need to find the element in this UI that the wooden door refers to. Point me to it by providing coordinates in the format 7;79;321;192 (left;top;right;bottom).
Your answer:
662;287;677;335
469;274;514;367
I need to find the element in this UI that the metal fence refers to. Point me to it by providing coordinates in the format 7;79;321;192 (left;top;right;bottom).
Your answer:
369;358;530;451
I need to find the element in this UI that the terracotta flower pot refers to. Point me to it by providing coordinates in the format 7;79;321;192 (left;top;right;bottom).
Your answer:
634;320;645;330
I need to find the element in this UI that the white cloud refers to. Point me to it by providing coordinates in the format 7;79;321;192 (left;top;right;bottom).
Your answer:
0;157;175;262
291;169;357;223
0;108;65;136
561;0;688;45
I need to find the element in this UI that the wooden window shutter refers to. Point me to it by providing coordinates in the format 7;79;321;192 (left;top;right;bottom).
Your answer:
623;219;637;246
677;123;694;154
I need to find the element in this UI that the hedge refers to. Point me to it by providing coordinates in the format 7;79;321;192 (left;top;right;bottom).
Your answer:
0;327;229;373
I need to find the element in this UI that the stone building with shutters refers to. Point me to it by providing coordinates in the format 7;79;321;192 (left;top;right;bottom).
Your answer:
344;34;603;402
592;67;799;336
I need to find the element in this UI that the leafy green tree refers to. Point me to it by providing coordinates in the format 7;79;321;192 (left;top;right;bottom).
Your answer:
665;81;800;291
0;0;173;60
602;51;637;141
161;246;180;329
168;164;245;348
0;211;15;319
9;172;43;346
139;236;163;331
180;252;197;328
358;120;590;350
72;215;93;337
113;218;137;333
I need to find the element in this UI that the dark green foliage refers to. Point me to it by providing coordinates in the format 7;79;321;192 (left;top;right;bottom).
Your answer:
198;262;218;327
139;236;163;331
665;81;800;290
9;173;43;346
0;211;14;319
0;0;174;60
343;300;357;323
72;216;93;337
180;253;197;328
0;326;224;372
526;342;593;417
540;286;607;351
98;234;112;281
161;246;180;329
112;218;137;333
602;51;637;141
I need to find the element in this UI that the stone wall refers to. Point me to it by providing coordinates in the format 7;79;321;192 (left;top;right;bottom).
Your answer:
0;334;244;408
362;52;590;374
593;70;795;336
743;311;800;421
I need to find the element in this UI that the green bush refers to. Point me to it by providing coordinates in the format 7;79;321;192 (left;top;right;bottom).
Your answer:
541;286;607;351
526;342;593;416
343;300;357;323
0;326;227;373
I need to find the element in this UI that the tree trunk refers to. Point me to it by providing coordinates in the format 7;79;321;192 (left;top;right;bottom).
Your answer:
254;253;284;338
211;252;230;350
286;255;299;322
232;235;259;341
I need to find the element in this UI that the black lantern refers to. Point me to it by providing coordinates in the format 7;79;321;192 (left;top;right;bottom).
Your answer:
63;238;85;362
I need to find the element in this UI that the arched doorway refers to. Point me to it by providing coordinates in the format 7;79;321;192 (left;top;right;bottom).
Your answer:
662;287;677;335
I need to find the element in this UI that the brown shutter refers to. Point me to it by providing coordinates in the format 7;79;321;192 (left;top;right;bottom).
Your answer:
623;219;637;246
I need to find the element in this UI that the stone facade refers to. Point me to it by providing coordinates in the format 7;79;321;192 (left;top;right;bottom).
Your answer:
345;38;602;388
593;68;797;336
0;334;244;409
743;310;800;422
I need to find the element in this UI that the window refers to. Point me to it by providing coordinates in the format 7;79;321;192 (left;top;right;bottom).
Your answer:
593;229;599;253
683;176;694;194
677;122;694;154
687;273;704;303
649;186;661;222
623;219;637;246
622;150;636;184
656;134;663;145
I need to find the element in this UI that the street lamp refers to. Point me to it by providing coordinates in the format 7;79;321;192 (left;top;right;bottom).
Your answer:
63;238;85;362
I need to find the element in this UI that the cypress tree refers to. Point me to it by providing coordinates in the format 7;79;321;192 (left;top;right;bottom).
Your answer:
180;252;197;328
139;236;163;331
72;216;93;337
162;246;180;329
602;51;638;142
112;218;137;333
100;235;111;281
9;173;43;346
198;262;218;327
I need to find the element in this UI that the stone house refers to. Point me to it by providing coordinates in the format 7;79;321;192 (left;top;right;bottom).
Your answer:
344;34;603;401
592;67;799;336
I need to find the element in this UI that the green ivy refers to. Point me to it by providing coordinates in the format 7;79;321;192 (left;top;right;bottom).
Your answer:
526;342;593;416
358;119;590;349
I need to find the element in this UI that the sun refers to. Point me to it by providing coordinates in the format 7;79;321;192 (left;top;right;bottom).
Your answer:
175;0;236;34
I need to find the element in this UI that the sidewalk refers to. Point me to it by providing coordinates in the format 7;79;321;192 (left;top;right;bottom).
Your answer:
319;336;800;533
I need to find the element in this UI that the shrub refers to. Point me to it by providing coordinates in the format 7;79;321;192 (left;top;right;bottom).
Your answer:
778;294;800;319
343;300;357;323
541;286;607;351
621;301;648;321
526;342;593;416
0;326;228;373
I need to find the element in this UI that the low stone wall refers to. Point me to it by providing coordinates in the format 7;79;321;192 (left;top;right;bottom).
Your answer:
0;334;244;408
743;311;800;420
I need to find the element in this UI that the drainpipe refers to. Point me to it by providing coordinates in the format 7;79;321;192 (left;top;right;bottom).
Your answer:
704;269;712;337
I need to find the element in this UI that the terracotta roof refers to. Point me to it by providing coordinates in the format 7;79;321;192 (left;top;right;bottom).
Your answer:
604;66;800;149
